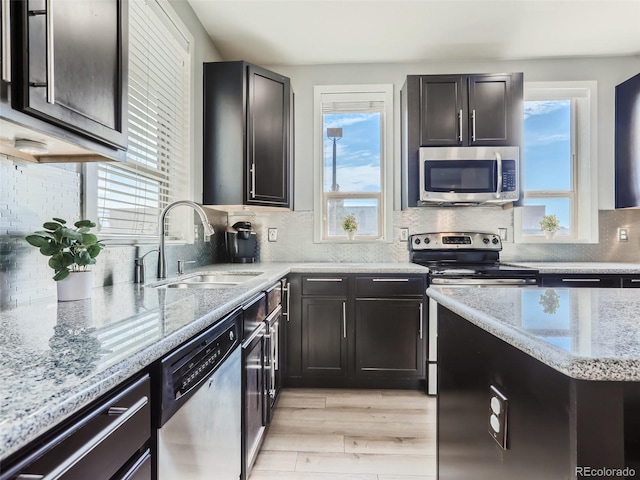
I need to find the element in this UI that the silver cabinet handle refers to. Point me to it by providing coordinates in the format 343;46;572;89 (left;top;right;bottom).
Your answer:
495;152;502;199
561;278;601;282
45;0;55;104
630;279;640;283
251;163;256;198
284;282;290;321
31;396;149;480
471;109;476;141
342;302;346;338
419;303;423;339
1;0;10;82
242;321;267;349
458;109;462;142
372;278;409;282
306;278;343;282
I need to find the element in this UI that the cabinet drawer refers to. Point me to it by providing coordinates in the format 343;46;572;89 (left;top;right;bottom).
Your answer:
622;277;640;288
302;276;348;296
243;293;267;339
2;375;150;480
355;276;425;297
540;274;621;288
266;282;282;314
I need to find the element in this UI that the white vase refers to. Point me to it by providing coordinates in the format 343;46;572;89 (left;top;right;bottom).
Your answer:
57;271;93;302
346;231;356;240
544;231;556;240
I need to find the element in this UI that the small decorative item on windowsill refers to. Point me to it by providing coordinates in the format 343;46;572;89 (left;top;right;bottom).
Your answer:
341;214;358;240
539;214;560;240
26;218;104;302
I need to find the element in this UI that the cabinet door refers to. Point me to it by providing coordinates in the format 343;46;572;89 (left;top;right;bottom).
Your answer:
467;74;511;146
301;297;348;377
247;64;290;207
540;274;622;288
354;299;424;377
419;75;464;146
243;329;267;473
16;0;127;149
622;276;640;288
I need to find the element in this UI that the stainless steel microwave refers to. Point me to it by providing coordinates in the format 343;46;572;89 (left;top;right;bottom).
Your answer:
419;146;520;205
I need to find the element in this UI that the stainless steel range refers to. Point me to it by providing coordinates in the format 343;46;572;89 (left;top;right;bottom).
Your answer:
409;232;538;286
409;232;539;394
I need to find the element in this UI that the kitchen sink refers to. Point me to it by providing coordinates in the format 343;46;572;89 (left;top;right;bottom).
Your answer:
150;271;263;289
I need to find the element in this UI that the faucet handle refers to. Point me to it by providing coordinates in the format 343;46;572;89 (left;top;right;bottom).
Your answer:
177;260;196;275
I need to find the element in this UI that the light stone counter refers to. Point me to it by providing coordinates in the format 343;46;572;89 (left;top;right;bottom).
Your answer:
0;262;427;460
428;286;640;382
506;261;640;274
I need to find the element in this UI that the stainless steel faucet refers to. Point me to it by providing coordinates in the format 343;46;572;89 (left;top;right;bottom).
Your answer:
157;201;215;279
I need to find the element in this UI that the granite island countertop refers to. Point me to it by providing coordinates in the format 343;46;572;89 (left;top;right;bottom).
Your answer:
0;262;427;460
428;285;640;382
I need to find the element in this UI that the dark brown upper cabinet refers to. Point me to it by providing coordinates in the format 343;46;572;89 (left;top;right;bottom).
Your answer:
615;72;640;209
401;72;523;208
203;61;293;209
418;73;520;147
9;0;128;152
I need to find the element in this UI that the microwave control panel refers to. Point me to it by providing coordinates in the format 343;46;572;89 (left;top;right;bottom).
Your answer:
502;160;517;192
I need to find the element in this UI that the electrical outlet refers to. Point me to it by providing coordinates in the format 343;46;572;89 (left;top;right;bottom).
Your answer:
618;228;629;242
400;228;409;242
498;228;508;241
268;228;278;242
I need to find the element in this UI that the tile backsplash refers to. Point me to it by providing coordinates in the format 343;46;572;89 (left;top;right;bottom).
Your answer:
2;154;639;308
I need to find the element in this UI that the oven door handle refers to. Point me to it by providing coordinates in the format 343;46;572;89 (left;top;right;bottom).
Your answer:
495;152;502;199
430;278;536;285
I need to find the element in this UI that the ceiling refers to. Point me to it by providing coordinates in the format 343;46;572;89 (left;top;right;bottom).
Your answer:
187;0;640;66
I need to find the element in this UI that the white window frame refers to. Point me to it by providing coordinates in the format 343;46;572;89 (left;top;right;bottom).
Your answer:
84;0;194;245
313;84;394;243
514;81;598;244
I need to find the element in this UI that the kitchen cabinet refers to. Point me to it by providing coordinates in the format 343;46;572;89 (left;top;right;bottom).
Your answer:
539;273;623;288
203;61;293;208
265;279;285;421
285;274;426;389
401;72;523;208
0;374;151;480
2;0;128;155
622;276;640;288
615;72;640;209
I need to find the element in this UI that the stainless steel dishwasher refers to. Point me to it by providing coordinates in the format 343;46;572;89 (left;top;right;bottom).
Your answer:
157;309;242;480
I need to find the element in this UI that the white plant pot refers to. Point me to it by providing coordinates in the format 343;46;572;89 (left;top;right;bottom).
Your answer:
346;231;356;240
544;231;556;240
57;271;93;302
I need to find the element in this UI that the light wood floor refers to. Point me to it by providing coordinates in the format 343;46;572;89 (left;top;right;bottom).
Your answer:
249;388;437;480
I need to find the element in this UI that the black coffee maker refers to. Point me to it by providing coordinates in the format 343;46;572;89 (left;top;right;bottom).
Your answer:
225;221;257;263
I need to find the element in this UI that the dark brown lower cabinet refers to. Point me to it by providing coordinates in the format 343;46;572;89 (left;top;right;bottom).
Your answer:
438;305;639;480
301;297;348;377
354;299;423;377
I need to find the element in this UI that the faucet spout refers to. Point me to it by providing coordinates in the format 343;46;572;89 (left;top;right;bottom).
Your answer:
157;201;214;279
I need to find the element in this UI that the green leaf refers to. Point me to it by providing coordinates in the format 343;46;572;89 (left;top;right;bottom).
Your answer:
43;221;63;231
33;230;56;239
87;244;103;258
53;269;69;281
49;254;66;271
52;218;67;224
77;227;90;234
75;250;92;266
39;243;59;256
25;235;49;248
75;220;96;229
80;233;98;246
61;227;83;242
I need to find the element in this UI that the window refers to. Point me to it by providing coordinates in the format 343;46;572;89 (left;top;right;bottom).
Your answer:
515;82;598;243
313;85;393;242
85;0;192;242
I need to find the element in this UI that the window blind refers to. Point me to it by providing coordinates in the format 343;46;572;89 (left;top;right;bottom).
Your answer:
95;0;190;238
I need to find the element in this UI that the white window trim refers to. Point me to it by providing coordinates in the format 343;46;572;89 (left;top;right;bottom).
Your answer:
84;0;195;246
514;81;598;244
313;84;394;243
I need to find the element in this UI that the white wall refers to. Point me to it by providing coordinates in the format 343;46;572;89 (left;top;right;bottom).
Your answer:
267;56;640;211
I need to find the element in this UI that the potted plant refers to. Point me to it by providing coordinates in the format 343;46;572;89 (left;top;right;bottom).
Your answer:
26;218;104;301
341;214;358;240
539;214;560;239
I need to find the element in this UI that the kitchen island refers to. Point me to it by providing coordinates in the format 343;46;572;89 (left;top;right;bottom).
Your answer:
0;262;426;464
428;286;640;480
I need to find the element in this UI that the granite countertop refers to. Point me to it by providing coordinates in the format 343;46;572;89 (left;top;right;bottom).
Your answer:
0;262;427;460
428;286;640;382
507;262;640;274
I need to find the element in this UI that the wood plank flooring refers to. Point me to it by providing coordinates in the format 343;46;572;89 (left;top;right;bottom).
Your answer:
249;388;437;480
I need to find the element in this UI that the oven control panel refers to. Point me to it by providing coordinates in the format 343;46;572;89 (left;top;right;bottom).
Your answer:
409;232;502;251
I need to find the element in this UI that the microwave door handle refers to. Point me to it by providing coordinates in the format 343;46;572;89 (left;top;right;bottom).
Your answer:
495;152;502;199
